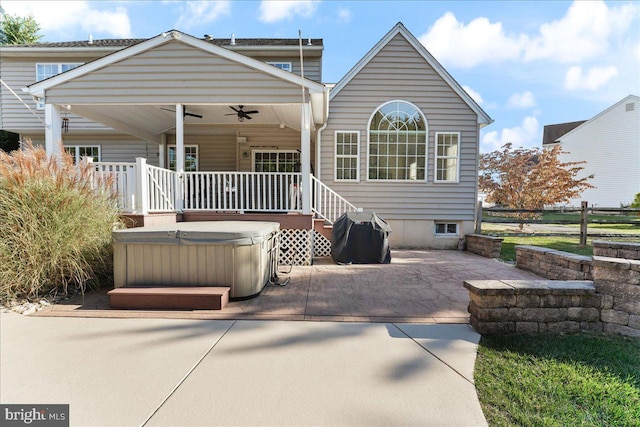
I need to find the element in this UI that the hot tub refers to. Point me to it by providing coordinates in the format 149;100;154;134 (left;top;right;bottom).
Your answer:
112;221;280;298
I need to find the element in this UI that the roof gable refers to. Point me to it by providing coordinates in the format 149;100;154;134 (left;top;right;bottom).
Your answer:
557;94;640;142
330;22;492;126
28;30;325;98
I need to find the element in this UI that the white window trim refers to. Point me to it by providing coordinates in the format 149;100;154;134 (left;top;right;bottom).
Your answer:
65;145;101;163
334;130;360;182
251;149;300;172
168;144;199;171
35;63;82;109
434;132;461;184
366;99;428;183
266;62;292;72
434;222;459;236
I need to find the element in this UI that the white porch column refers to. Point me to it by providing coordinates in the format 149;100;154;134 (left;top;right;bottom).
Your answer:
301;102;312;214
175;103;184;173
158;133;167;168
135;157;149;215
44;104;63;156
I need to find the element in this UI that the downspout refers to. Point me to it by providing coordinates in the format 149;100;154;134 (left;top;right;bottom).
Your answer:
315;86;331;182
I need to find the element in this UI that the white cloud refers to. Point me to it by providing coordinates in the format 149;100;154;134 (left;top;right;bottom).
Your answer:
482;116;540;152
524;0;633;63
175;1;231;30
418;1;640;68
337;7;351;24
1;1;132;38
462;85;483;105
258;0;319;23
507;91;536;109
563;65;619;91
419;12;524;68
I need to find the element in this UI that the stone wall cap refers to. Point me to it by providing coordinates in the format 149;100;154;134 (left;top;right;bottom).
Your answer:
467;234;504;241
463;280;515;295
593;240;640;250
501;280;551;295
593;256;631;269
545;281;596;294
515;245;553;253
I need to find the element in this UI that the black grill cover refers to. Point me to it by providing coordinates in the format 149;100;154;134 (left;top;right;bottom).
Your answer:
331;211;391;264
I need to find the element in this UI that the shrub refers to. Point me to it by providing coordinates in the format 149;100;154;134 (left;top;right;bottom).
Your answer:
0;141;123;302
631;193;640;209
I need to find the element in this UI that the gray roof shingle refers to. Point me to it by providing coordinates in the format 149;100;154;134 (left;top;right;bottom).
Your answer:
542;120;586;145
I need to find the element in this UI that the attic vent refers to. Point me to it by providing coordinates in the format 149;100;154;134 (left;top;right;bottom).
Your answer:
626;102;635;112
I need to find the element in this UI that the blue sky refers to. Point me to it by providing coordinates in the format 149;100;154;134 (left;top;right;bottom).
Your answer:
3;0;639;152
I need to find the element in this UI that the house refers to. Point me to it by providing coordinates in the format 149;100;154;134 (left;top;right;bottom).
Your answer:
542;95;640;207
0;23;492;259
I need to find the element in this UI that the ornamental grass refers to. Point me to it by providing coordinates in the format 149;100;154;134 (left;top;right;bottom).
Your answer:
0;141;123;302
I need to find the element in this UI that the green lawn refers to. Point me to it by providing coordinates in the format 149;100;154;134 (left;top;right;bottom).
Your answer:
483;211;640;225
499;236;593;261
475;332;640;427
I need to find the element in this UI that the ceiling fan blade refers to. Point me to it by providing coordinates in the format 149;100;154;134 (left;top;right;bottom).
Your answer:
160;107;175;113
244;110;259;115
224;113;237;116
229;106;241;113
244;115;253;120
185;112;203;118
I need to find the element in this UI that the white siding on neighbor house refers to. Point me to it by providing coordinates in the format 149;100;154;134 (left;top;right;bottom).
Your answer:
321;33;479;221
0;56;111;132
558;97;640;207
44;41;305;105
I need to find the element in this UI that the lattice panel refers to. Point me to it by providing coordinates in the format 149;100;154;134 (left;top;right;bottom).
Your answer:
279;229;312;266
313;230;332;257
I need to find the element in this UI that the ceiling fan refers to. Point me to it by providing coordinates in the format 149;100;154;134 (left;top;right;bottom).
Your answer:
160;107;203;119
226;105;259;122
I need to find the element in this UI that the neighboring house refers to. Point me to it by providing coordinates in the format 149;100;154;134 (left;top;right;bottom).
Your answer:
0;22;492;253
543;95;640;208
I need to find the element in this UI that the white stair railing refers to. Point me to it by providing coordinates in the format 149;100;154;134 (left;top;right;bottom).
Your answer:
146;164;178;212
311;175;359;224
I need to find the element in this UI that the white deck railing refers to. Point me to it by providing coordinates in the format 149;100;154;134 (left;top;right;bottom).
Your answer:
92;162;137;212
182;172;302;212
92;160;357;218
311;175;359;224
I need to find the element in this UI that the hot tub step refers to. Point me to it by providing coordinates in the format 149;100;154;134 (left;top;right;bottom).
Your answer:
108;286;230;310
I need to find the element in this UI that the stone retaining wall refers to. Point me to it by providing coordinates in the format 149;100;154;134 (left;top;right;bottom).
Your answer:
592;256;640;337
515;245;592;280
593;241;640;261
465;234;503;258
464;280;600;335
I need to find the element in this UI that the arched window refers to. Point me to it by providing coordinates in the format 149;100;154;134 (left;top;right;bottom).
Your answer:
368;100;427;180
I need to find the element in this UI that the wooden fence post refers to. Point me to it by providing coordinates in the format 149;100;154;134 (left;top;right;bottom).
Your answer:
475;200;483;234
580;200;588;246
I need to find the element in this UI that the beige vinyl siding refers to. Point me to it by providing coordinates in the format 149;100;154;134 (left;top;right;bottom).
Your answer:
236;127;308;171
167;134;236;171
260;56;322;83
322;33;479;221
0;56;110;132
45;41;305;105
63;134;160;165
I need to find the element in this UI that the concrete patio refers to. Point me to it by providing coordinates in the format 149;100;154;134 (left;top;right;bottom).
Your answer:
34;250;542;322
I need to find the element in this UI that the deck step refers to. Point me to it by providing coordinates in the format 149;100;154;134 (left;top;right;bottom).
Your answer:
313;218;333;242
108;286;230;310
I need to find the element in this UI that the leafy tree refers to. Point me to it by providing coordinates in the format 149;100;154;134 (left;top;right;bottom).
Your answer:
0;7;42;45
631;193;640;209
479;143;593;224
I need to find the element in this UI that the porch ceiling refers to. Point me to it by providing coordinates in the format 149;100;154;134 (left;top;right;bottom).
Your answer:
65;103;306;142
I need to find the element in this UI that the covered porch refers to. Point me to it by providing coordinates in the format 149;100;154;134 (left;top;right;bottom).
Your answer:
27;30;350;220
